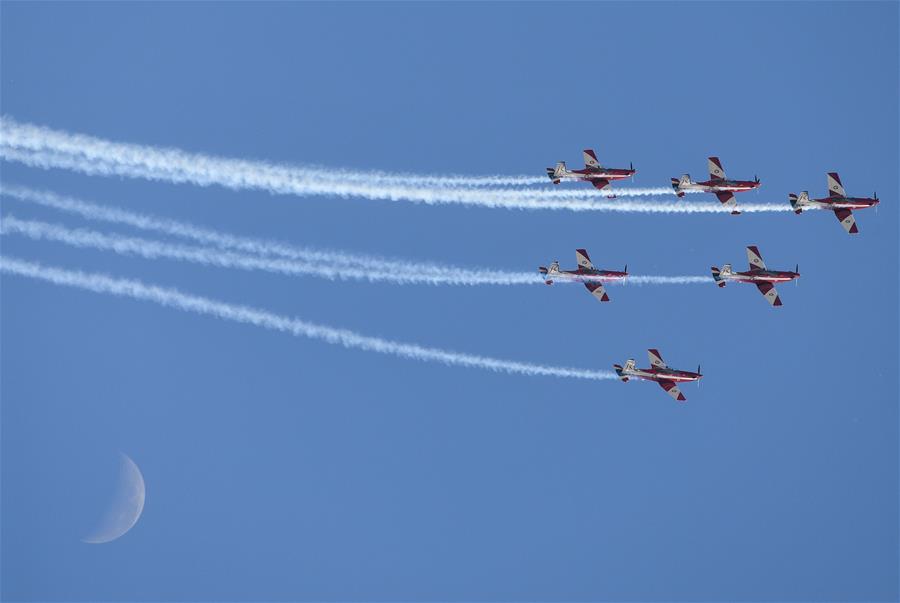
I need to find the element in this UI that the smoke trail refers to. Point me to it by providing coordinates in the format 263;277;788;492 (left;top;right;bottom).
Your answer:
0;184;526;277
0;215;542;286
0;186;714;286
620;275;713;285
0;117;544;189
1;215;714;288
1;118;793;213
527;187;701;199
0;256;614;381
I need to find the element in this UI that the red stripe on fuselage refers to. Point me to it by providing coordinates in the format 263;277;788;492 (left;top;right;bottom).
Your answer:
695;179;759;192
560;270;628;282
733;270;797;283
571;168;635;181
633;370;700;383
811;196;878;210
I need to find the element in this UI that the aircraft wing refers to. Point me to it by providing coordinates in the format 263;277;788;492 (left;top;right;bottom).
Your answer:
834;208;859;234
647;349;667;369
715;191;739;213
746;245;767;270
575;248;593;270
755;281;782;306
827;172;846;198
708;156;726;181
583;149;601;169
591;178;611;191
583;281;610;302
657;380;686;401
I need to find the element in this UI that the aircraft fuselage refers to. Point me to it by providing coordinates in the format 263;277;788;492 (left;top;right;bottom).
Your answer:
558;167;635;182
724;269;800;284
679;179;760;194
802;195;879;211
540;267;628;285
616;366;701;384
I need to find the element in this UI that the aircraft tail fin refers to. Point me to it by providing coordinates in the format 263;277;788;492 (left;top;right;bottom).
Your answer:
614;358;636;382
789;191;809;214
546;162;566;184
671;174;690;197
541;261;560;284
711;264;731;287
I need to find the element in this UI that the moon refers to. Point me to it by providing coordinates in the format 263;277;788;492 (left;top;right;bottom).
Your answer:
82;453;146;544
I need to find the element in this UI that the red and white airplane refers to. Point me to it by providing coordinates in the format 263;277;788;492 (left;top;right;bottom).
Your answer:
546;149;635;196
789;172;879;234
614;349;702;402
538;248;628;302
711;246;800;307
671;156;760;215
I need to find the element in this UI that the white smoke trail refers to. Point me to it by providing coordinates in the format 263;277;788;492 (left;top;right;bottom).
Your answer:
1;215;713;288
619;275;713;285
0;184;522;277
0;256;614;381
0;118;793;213
529;187;701;198
0;117;544;189
0;215;542;286
0;186;714;286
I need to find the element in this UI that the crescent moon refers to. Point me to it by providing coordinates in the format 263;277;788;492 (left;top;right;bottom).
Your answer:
82;453;146;544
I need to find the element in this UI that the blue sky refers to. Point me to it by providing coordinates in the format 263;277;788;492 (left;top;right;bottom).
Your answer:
1;2;897;601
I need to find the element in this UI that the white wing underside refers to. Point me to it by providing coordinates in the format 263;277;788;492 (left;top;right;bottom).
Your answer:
647;349;667;369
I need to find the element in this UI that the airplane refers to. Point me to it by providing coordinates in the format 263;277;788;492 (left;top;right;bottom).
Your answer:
614;349;702;402
671;156;761;215
789;172;879;234
538;248;628;302
711;246;800;307
546;149;635;196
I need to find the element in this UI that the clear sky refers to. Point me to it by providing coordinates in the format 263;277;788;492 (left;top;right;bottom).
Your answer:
1;2;897;601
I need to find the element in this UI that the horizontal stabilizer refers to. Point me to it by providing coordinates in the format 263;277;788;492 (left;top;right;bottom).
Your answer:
711;266;726;287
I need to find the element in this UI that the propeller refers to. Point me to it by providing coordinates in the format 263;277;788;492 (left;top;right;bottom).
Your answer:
697;364;702;387
630;162;635;182
624;264;628;275
795;264;800;287
874;191;879;214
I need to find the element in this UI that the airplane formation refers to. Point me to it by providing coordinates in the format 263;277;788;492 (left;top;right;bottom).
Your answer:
547;150;879;231
543;148;881;401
